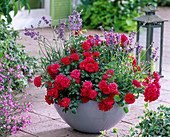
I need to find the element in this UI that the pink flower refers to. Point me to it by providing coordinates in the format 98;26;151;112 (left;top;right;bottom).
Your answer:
153;71;160;82
70;69;80;79
99;80;109;94
88;90;97;99
81;41;91;51
83;52;91;57
92;52;100;58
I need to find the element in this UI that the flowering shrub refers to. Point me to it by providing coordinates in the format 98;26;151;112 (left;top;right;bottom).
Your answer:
0;22;39;92
29;10;161;114
0;22;38;136
0;59;33;136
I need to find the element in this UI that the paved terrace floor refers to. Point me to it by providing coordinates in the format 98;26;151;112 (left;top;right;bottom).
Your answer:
11;7;170;137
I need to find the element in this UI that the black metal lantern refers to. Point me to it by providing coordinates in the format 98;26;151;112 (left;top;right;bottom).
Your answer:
133;4;168;77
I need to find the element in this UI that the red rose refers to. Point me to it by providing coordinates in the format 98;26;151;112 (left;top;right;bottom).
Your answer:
34;76;41;87
86;57;95;63
85;63;95;72
60;77;71;88
132;79;141;88
51;63;61;74
153;71;160;82
83;52;91;57
81;97;90;103
124;93;135;104
80;87;88;97
70;69;80;79
88;90;97;99
121;34;129;46
132;59;137;66
108;83;118;93
47;88;59;98
47;65;56;79
87;35;94;39
143;83;160;102
46;81;53;88
81;41;91;51
92;52;100;58
54;74;65;90
106;70;114;76
94;62;99;72
45;95;54;105
79;61;86;70
99;80;109;94
98;96;115;111
70;53;80;61
61;97;71;108
137;66;141;71
83;81;93;90
61;57;71;65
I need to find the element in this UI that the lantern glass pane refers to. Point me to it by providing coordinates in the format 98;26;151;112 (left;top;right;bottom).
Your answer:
152;27;161;73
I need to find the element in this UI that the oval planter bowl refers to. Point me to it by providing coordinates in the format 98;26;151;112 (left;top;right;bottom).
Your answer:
54;100;129;133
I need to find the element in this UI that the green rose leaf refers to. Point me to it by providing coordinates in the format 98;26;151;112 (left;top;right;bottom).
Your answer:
123;107;129;113
114;95;120;102
71;108;77;114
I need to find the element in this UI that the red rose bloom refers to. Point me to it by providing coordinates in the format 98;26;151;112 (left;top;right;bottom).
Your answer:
61;97;70;108
85;63;95;72
80;87;88;97
60;77;71;88
70;69;80;79
51;63;61;74
153;71;160;82
132;79;141;88
132;59;137;66
47;88;59;98
81;41;91;51
92;52;100;58
125;93;135;104
45;95;54;105
61;57;71;65
108;83;118;93
106;70;114;76
121;34;129;46
83;81;93;90
81;97;90;103
88;90;97;99
47;65;56;79
34;76;41;87
143;83;160;102
83;52;91;57
70;53;80;61
99;80;109;94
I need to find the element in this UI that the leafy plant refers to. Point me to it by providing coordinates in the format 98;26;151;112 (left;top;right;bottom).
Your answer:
77;0;157;32
0;21;39;93
158;0;170;7
101;104;170;137
0;0;30;23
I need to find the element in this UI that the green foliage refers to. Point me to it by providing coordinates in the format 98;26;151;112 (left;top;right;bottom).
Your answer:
77;0;157;32
0;0;30;23
103;104;170;137
158;0;170;7
126;105;170;137
78;0;145;32
0;21;39;93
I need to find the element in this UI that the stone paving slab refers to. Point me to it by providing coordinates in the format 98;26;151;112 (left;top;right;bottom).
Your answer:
11;7;170;137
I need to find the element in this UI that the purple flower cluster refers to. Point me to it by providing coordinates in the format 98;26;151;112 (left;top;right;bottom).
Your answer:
42;16;51;26
55;19;66;40
24;27;39;40
68;10;82;32
151;47;159;62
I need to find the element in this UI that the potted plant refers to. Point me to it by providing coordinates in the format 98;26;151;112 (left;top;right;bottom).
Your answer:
25;10;161;133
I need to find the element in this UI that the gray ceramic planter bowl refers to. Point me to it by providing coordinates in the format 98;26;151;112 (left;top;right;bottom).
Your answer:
54;100;128;133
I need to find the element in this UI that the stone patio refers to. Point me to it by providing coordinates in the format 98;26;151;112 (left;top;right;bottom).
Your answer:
11;7;170;137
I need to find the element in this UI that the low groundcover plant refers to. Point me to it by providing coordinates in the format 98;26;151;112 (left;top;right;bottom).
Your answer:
29;10;161;114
